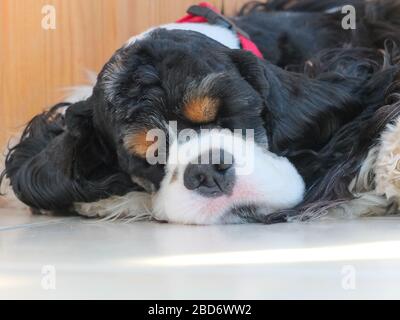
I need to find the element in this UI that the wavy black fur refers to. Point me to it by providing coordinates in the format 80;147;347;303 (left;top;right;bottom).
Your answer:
2;102;137;212
235;0;400;67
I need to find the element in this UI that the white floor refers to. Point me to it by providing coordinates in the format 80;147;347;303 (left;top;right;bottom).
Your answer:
1;207;400;299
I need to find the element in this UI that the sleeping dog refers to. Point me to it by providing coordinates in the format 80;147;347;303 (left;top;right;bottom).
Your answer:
2;0;400;224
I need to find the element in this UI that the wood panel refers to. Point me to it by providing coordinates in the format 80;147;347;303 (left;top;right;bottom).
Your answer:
0;0;249;146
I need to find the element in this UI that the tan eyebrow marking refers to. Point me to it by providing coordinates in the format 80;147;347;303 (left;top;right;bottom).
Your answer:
183;96;219;124
124;130;153;158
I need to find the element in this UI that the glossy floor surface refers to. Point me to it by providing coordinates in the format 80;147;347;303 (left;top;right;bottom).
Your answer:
1;207;400;299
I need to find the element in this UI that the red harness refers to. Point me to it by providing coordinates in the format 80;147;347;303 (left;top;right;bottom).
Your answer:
176;2;264;59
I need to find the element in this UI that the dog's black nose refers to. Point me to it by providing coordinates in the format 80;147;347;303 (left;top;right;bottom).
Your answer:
183;150;235;197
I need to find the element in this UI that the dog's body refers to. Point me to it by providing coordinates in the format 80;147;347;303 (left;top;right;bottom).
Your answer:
2;0;400;224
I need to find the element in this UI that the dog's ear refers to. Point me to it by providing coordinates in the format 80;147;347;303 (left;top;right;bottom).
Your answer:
2;99;135;212
229;50;270;101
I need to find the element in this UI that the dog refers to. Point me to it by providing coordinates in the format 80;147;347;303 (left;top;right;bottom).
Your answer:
2;0;400;225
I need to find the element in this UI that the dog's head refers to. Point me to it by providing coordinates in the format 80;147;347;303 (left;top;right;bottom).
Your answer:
3;29;307;224
92;29;305;224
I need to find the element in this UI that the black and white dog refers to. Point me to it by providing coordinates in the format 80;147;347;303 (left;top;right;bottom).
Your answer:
2;0;400;224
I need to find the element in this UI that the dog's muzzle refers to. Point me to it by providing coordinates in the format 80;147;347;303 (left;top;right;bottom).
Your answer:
152;129;305;225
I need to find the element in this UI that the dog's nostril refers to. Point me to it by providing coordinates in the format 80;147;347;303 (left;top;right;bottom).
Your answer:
192;173;205;189
183;152;235;197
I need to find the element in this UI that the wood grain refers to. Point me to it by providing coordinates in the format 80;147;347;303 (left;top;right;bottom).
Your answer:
0;0;249;146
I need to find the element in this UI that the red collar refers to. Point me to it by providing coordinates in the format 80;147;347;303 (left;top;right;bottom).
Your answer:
176;2;264;59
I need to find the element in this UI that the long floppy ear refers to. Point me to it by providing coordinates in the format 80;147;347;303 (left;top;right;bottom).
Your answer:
2;98;135;213
229;49;359;152
229;50;270;101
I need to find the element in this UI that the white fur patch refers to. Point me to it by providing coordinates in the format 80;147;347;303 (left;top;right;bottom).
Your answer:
320;145;388;219
374;116;400;201
125;23;240;49
74;191;152;222
322;117;400;220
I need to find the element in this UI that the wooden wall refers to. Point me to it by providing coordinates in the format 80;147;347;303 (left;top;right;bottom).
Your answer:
0;0;249;146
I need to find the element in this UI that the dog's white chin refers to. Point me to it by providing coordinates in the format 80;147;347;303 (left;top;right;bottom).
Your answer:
152;131;305;225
